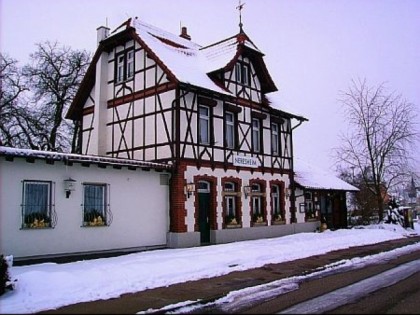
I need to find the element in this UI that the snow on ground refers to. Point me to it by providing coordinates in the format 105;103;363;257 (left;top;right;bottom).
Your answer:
0;223;419;314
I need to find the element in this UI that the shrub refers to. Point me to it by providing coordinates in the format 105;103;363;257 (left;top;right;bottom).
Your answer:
0;255;11;296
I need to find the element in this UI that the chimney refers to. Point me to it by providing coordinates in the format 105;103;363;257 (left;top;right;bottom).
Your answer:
179;26;191;40
96;26;110;45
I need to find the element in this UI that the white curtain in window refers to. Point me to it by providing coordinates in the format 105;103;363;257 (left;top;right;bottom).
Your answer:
84;185;104;214
25;183;48;214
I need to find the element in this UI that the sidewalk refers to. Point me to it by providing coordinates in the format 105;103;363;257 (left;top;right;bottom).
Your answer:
39;235;420;314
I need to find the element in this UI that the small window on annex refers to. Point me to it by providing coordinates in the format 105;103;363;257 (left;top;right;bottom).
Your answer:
22;180;55;229
82;183;111;227
305;191;317;220
224;181;241;227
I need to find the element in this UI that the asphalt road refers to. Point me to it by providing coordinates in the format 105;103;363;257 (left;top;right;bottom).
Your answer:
242;250;420;314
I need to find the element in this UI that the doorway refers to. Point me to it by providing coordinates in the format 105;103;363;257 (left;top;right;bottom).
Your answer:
197;181;211;244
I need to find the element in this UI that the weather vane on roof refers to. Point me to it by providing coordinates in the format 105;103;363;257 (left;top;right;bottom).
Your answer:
236;0;246;33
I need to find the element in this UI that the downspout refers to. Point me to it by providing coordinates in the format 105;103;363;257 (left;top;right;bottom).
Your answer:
290;117;306;223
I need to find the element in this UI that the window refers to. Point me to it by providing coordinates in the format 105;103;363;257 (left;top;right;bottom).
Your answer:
22;180;54;228
197;180;210;193
225;182;236;218
117;55;125;82
251;183;263;222
252;118;261;152
199;105;210;144
235;62;249;85
226;196;236;217
271;123;279;155
225;111;236;149
115;49;135;83
224;181;240;226
127;50;134;78
271;185;284;222
305;192;317;220
83;183;108;226
272;185;279;215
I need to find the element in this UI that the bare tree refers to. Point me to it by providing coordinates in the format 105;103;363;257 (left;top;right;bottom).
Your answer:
0;54;28;146
22;41;91;151
335;78;419;222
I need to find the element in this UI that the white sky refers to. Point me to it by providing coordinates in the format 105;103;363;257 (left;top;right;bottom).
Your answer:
1;0;419;173
1;223;419;314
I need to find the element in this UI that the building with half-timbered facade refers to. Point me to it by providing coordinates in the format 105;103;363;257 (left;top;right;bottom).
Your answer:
0;17;361;262
65;17;318;248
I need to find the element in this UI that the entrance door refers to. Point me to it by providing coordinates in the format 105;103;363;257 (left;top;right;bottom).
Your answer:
197;181;211;244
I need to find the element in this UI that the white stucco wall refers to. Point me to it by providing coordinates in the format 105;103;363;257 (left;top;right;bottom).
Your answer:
0;158;170;260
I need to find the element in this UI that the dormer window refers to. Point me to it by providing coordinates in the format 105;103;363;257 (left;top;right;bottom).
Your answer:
115;49;135;83
235;62;249;85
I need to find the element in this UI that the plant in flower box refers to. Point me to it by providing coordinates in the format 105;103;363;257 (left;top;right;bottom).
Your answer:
84;209;105;226
253;213;264;223
273;213;284;222
24;212;51;228
225;215;239;226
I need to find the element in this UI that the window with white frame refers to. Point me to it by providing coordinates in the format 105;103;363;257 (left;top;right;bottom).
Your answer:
115;49;135;83
252;118;261;152
22;180;54;228
224;181;241;226
225;111;235;149
235;62;249;85
271;123;279;155
271;185;284;222
226;195;236;217
83;183;108;226
127;50;134;78
199;105;210;144
251;183;263;222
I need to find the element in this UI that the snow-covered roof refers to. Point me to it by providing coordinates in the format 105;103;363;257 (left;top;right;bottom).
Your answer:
0;146;172;171
200;35;262;72
132;18;231;96
294;158;359;191
265;91;307;121
68;17;303;121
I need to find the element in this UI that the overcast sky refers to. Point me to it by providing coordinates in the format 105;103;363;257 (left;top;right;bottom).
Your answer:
1;0;419;174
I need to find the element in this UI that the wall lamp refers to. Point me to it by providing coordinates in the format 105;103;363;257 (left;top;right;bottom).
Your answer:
64;177;76;198
243;185;252;199
185;182;195;198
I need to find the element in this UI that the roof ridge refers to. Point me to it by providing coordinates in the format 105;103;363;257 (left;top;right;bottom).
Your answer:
200;34;239;51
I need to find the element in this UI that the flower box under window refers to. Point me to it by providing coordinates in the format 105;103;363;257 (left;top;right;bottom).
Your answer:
252;214;267;226
83;210;106;227
272;214;286;225
226;223;242;229
225;215;242;229
23;212;51;229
